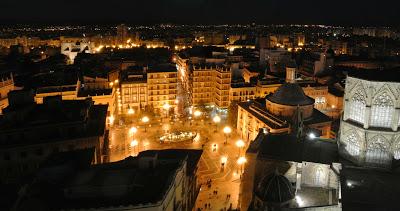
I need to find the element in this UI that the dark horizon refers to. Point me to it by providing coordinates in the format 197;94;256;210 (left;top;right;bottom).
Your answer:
1;0;400;27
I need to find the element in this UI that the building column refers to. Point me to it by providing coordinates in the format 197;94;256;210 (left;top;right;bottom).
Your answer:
392;108;399;131
363;106;371;129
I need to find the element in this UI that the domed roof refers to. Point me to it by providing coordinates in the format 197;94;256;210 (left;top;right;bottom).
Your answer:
267;83;314;106
255;171;294;203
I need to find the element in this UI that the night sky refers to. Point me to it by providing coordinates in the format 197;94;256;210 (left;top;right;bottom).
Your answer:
1;0;399;26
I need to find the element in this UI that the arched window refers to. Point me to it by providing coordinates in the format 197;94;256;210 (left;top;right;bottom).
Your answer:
370;92;394;128
343;133;360;156
314;167;325;187
365;136;390;166
348;89;366;124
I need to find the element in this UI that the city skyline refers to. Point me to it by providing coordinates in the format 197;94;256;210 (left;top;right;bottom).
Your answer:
1;0;400;26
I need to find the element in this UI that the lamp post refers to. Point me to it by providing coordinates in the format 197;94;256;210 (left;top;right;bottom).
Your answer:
236;139;245;157
221;156;228;170
213;115;221;132
223;126;232;144
129;126;137;138
142;116;149;132
128;107;134;115
237;156;247;178
130;140;138;156
163;103;170;119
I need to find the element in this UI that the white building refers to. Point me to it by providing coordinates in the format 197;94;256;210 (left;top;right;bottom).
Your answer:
339;69;400;168
61;41;94;64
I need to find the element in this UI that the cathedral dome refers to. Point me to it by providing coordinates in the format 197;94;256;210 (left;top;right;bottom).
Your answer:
255;171;294;204
266;83;314;106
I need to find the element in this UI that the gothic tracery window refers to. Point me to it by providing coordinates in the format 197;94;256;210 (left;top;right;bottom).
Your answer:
348;89;366;124
344;133;360;157
370;91;394;128
314;167;325;187
365;136;390;166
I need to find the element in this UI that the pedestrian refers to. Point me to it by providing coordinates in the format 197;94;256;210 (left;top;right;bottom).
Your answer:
205;203;207;209
208;203;211;208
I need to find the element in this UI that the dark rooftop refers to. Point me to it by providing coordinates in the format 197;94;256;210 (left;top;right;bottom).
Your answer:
254;133;338;165
77;88;112;97
347;68;400;83
238;100;289;130
266;83;315;106
0;98;108;148
17;149;202;210
147;63;177;73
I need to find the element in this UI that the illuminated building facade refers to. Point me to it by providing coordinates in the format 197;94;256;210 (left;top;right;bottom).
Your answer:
119;64;178;115
339;70;400;168
191;64;231;108
237;71;332;142
0;73;16;113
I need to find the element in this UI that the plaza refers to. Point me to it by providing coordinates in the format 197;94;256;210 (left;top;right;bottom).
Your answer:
108;109;246;210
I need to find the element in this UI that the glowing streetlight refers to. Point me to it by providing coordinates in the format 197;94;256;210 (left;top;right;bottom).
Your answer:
194;110;202;117
130;139;139;155
129;126;137;136
221;156;228;168
237;156;247;165
213;115;221;132
308;133;316;139
128;107;134;115
108;115;115;125
163;103;171;118
223;126;232;144
236;139;245;156
237;156;247;177
142;116;149;132
114;79;119;84
109;82;114;86
130;140;138;147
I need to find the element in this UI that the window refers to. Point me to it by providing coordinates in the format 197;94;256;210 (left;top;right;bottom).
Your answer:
348;89;366;124
314;167;325;186
343;132;360;156
365;136;390;166
370;92;394;128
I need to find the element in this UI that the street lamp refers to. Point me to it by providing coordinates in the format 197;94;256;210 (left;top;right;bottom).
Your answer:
213;115;221;132
128;107;134;115
130;140;138;155
221;156;228;169
308;132;316;139
236;139;245;156
194;110;202;118
223;126;232;144
237;156;247;177
108;115;115;126
129;126;137;137
163;103;170;118
142;116;149;132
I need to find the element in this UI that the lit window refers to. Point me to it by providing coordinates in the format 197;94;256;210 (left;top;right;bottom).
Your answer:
343;132;360;156
365;136;390;166
348;89;366;124
370;92;394;128
314;167;325;186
